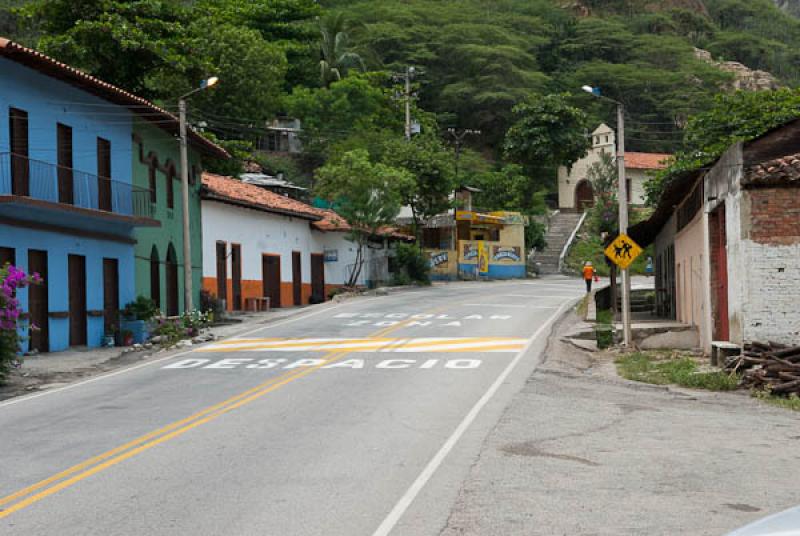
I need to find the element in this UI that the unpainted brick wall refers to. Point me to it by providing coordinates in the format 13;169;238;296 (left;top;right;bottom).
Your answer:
748;188;800;246
742;188;800;344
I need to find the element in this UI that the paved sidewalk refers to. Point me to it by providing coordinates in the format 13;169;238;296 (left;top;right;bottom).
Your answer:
0;304;316;401
441;310;799;536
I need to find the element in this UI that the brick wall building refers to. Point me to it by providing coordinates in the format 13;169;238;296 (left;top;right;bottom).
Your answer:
631;119;800;352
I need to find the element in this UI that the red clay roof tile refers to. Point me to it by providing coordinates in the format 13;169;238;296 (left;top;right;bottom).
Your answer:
626;152;671;170
202;173;322;220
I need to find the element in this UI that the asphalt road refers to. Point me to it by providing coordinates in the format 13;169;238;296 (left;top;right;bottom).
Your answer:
0;278;583;536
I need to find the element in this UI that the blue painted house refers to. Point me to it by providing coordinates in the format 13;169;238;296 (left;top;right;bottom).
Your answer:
0;38;222;352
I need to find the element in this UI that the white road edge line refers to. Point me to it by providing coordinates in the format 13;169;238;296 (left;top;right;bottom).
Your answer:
0;298;381;410
370;298;574;536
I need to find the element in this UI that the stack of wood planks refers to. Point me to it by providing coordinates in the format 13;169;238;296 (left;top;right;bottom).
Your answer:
725;342;800;396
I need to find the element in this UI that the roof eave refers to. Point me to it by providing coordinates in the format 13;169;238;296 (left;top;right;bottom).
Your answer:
0;37;229;160
202;192;322;221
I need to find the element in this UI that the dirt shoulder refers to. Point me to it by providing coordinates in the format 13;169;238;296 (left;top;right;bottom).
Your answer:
441;310;800;536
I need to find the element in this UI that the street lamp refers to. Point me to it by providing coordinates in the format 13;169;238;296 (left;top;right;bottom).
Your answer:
581;84;632;347
179;76;219;312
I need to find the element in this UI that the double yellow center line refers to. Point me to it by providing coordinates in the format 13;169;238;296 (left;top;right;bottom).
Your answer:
0;311;442;519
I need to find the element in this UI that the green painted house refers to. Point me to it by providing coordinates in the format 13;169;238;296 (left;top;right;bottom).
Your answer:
132;119;227;315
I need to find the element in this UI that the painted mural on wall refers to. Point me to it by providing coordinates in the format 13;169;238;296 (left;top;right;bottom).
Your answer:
461;242;479;263
429;251;449;268
492;246;522;263
426;249;457;278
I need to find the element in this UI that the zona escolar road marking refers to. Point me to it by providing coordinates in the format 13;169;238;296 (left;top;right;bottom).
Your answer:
0;302;457;519
196;337;528;353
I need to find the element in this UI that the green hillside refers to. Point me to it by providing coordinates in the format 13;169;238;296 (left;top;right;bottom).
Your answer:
325;0;800;154
2;0;799;219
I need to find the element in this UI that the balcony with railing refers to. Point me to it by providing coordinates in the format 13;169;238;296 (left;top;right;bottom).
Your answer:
0;152;158;235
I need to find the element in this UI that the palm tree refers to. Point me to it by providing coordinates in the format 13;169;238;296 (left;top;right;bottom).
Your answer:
318;13;366;87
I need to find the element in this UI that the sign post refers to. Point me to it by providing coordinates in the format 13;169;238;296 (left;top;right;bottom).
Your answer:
604;233;643;346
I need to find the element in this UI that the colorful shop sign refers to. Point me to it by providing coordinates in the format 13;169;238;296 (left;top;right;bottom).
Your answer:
492;245;521;263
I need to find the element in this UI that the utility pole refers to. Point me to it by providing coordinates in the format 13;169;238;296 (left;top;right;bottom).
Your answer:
178;77;218;313
405;66;413;141
446;128;481;180
617;102;632;347
581;85;631;347
394;66;421;141
179;98;192;312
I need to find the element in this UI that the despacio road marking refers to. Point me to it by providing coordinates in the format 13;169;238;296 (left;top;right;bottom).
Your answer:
196;337;528;353
164;357;483;370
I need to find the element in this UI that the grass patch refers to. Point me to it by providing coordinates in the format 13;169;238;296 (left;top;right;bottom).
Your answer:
753;391;800;411
596;308;613;325
575;295;589;317
615;351;740;391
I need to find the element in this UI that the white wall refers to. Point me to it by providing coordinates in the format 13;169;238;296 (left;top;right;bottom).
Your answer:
201;200;390;288
558;125;651;208
201;201;317;284
311;231;390;287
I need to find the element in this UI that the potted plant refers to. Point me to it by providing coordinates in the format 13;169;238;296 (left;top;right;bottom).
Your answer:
103;325;116;348
121;329;134;347
120;296;159;344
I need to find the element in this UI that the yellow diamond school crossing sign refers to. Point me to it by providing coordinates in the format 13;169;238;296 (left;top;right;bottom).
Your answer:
604;233;643;270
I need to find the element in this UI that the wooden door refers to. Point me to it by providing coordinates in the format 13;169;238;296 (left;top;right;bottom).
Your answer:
0;247;15;268
103;258;119;335
215;241;228;306
28;250;48;352
262;255;281;308
9;108;29;196
97;138;112;211
231;244;242;311
292;251;302;306
311;253;325;302
68;255;87;346
57;123;74;204
714;206;730;340
150;246;161;308
166;244;179;316
575;180;594;210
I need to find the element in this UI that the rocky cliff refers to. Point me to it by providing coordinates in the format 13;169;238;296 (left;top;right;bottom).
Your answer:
694;48;781;91
562;0;708;16
774;0;800;17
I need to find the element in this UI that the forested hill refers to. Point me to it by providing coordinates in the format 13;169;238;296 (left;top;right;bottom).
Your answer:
326;0;800;153
1;0;798;160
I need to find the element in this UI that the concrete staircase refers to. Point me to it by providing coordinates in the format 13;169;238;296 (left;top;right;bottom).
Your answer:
533;211;585;274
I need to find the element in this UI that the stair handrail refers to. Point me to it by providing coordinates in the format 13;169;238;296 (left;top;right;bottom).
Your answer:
557;211;588;273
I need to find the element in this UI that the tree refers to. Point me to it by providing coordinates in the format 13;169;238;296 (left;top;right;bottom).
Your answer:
468;164;548;250
503;93;591;177
284;74;401;166
20;0;189;99
318;12;366;87
381;134;455;237
585;152;618;235
183;20;288;122
193;0;321;88
646;88;800;205
314;150;413;286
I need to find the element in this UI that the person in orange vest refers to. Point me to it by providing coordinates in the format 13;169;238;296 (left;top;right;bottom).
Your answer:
583;261;595;293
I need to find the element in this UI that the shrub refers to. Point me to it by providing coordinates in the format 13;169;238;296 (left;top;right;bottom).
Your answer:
0;265;43;380
122;296;159;321
153;317;184;348
392;243;431;285
200;290;224;322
